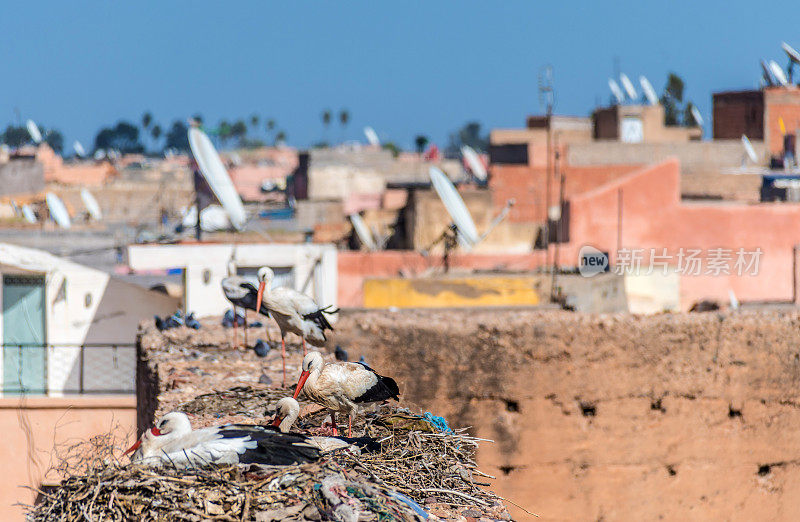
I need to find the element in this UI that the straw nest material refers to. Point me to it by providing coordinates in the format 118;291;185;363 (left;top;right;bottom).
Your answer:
28;404;512;521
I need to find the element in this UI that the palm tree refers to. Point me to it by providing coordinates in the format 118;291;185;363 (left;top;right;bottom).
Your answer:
142;112;152;130
151;124;162;151
339;109;349;143
250;114;260;130
231;120;248;146
265;118;276;144
275;130;286;145
321;109;332;144
414;135;429;154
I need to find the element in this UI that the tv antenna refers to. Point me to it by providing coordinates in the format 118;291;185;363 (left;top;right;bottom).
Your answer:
538;65;554;113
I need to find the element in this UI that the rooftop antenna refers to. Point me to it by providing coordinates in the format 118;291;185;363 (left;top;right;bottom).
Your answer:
26;119;42;144
45;193;71;228
619;73;638;100
782;42;800;83
188;127;247;231
761;60;775;87
538;64;555;112
349;213;378;251
363;126;380;146
608;79;624;105
741;135;758;165
639;76;659;105
460;145;487;183
690;105;704;127
769;60;789;86
73;140;86;157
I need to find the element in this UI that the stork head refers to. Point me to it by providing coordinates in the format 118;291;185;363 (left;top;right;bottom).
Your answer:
270;397;301;433
123;412;192;457
293;351;324;399
255;267;274;313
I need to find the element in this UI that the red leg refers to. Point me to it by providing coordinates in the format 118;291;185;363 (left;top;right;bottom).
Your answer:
243;313;248;348
348;414;352;437
302;338;307;356
281;336;287;388
330;411;338;436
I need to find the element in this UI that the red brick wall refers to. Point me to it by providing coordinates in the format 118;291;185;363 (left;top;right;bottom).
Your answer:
489;163;642;223
713;90;764;140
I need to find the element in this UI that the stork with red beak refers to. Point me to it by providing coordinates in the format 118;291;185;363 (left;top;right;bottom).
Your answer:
255;267;338;386
123;411;324;467
292;351;400;437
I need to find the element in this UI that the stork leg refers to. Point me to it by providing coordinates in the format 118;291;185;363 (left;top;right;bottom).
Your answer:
302;338;307;356
330;411;338;436
243;312;248;349
281;335;287;388
232;307;239;349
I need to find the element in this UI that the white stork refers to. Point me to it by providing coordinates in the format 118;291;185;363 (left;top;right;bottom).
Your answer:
292;351;400;437
269;397;381;452
255;266;338;386
123;412;323;467
221;275;273;349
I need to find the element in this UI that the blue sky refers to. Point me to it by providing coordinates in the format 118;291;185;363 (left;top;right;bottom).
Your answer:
0;1;795;152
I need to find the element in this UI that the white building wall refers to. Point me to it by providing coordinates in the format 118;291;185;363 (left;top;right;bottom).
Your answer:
128;243;338;318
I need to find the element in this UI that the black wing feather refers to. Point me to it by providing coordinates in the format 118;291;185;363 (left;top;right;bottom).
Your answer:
217;425;321;465
354;373;400;403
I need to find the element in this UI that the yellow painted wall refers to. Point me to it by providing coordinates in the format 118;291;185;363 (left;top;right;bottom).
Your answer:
363;276;541;308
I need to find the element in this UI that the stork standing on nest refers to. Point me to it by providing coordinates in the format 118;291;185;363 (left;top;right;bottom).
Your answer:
255;266;338;386
221;262;273;349
292;351;399;437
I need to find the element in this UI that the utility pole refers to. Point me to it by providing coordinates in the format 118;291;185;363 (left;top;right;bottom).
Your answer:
539;65;555;287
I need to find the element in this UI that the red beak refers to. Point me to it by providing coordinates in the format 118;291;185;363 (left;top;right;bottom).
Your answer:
123;427;162;456
256;281;265;313
293;371;310;399
271;415;282;428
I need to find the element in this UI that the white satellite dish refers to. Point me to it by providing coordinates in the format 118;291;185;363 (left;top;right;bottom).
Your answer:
741;135;758;164
460;145;487;182
639;76;658;105
80;188;102;220
188;127;247;231
364;126;380;146
608;79;624;104
94;149;106;160
428;166;480;249
690;106;704;127
73;140;86;157
21;205;37;224
769;60;789;86
761;60;775;87
45;193;71;229
728;289;740;310
349;214;378;251
26;120;42;144
181;204;231;232
619;74;638;100
784;42;800;64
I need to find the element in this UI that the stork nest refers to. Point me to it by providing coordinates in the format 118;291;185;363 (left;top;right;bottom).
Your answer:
27;405;514;521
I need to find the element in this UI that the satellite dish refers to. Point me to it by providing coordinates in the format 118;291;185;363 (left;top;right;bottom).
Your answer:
761;60;775;87
608;79;624;104
21;205;36;224
783;42;800;65
728;289;740;310
619;74;638;100
73;141;86;157
94;149;106;160
428;166;479;249
460;145;487;182
364;126;380;146
690;106;704;127
188;127;247;231
45;193;71;229
80;188;102;220
349;214;378;251
26;120;42;144
741;135;758;164
769;60;789;86
639;76;658;105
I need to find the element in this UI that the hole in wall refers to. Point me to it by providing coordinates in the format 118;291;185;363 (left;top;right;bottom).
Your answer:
758;464;771;476
666;465;677;476
499;465;515;476
505;399;520;413
728;405;743;419
650;398;666;413
580;402;596;417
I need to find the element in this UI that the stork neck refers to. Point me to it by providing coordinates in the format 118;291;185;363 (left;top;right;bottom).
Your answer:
140;426;190;457
279;407;299;433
